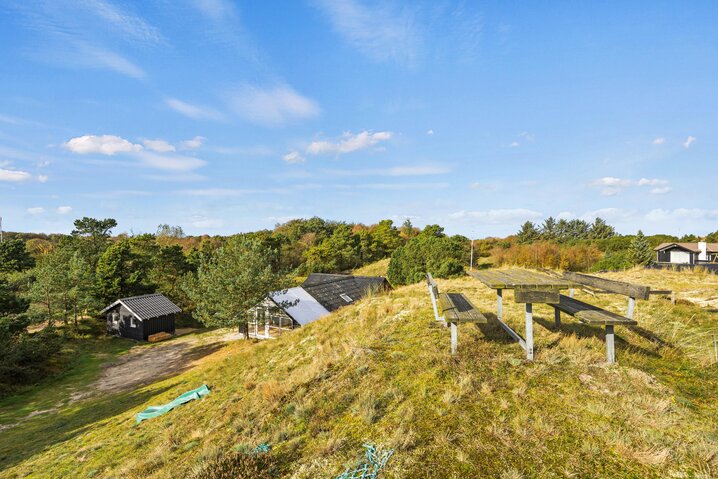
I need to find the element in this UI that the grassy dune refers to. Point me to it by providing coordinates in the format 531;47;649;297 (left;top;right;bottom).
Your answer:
1;268;717;478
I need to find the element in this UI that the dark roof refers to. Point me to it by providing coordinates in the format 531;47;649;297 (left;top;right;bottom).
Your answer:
301;273;391;312
101;294;181;320
654;242;718;253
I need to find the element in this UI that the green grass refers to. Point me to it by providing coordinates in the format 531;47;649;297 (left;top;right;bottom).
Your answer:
1;269;717;478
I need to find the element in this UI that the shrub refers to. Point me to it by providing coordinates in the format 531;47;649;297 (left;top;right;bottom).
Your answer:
190;451;278;479
491;241;602;271
590;251;633;272
387;230;466;285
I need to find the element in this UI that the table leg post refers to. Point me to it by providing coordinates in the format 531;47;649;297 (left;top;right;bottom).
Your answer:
554;308;561;328
525;303;534;360
450;322;458;355
497;289;503;322
606;325;615;364
627;297;635;320
569;288;575;298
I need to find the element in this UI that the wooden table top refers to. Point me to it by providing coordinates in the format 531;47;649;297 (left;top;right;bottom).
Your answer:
469;269;574;290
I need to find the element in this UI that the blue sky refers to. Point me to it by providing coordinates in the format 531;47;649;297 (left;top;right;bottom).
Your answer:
1;1;716;238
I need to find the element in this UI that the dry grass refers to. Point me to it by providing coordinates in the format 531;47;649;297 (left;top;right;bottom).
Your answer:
1;268;717;478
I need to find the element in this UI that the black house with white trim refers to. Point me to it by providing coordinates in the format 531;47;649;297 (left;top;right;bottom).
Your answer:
101;293;180;341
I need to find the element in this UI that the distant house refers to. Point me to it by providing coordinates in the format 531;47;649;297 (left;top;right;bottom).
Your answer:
246;273;392;339
101;293;180;341
654;241;718;265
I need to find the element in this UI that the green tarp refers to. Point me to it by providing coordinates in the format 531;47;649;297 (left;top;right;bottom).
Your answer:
136;384;211;424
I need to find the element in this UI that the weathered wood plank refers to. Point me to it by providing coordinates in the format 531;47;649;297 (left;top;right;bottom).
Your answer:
470;269;573;290
553;295;637;325
514;288;560;304
438;292;487;323
561;272;650;300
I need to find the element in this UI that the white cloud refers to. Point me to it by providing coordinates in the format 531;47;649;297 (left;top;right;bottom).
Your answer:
306;131;392;155
426;129;434;136
637;178;668;187
82;0;164;45
183;188;250;197
683;136;696;149
509;141;519;148
450;209;542;224
190;216;225;229
652;137;665;145
37;175;49;183
580;208;637;223
181;136;206;149
591;177;671;196
27;207;45;215
591;177;633;188
190;0;236;21
469;182;496;191
64;135;142;155
75;42;146;79
0;169;33;182
143;139;176;153
646;208;718;223
165;98;224;121
323;165;449;177
56;206;73;214
227;84;320;126
313;0;419;64
136;151;206;172
283;151;305;164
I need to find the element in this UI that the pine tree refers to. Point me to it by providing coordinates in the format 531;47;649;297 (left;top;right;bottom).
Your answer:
516;221;540;244
629;230;654;265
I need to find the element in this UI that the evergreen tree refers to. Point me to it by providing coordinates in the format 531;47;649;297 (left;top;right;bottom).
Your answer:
629;230;654;265
0;239;35;273
400;218;416;239
516;221;540;244
182;237;292;330
589;217;616;240
95;239;153;304
540;217;557;240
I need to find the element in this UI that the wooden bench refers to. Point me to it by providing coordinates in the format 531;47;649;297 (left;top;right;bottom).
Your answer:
426;273;486;355
552;272;648;363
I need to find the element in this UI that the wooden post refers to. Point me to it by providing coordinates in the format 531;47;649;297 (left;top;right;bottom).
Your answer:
671;291;676;305
569;288;575;298
429;285;441;321
606;325;615;364
497;289;503;322
450;322;458;355
554;308;561;328
525;303;534;360
627;297;636;320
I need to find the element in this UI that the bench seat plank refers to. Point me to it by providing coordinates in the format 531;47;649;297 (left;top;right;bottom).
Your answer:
553;295;637;325
438;293;487;323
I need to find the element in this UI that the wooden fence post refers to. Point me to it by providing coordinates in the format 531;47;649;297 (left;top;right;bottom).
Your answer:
525;303;534;360
450;322;458;355
606;325;615;364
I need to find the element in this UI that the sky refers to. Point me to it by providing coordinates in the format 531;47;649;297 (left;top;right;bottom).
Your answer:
1;1;717;238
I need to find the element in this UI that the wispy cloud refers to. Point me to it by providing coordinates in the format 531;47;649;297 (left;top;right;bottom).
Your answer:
313;0;420;65
188;0;259;61
306;131;392;155
450;208;542;224
80;0;164;45
136;151;205;172
652;137;666;145
683;135;696;149
142;139;176;153
165;98;225;121
322;165;449;177
469;182;496;191
56;206;72;214
591;177;670;196
0;168;33;182
27;207;45;215
227;84;320;127
283;151;305;164
181;136;206;149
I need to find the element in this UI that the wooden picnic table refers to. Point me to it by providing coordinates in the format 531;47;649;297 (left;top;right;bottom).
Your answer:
469;269;574;360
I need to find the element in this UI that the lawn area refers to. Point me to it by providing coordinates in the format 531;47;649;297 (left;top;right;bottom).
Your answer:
1;268;717;478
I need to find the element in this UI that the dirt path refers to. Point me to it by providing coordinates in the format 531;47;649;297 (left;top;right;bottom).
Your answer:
71;329;241;401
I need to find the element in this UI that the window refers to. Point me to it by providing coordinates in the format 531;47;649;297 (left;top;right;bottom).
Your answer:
339;293;353;303
123;314;137;328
